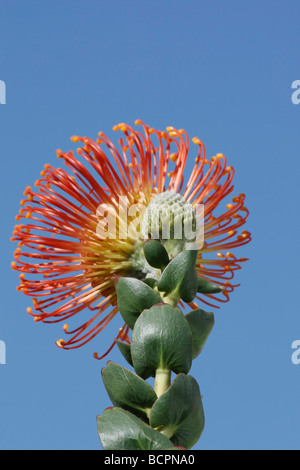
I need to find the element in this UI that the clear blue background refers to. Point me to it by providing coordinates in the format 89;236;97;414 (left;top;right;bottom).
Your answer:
0;0;299;450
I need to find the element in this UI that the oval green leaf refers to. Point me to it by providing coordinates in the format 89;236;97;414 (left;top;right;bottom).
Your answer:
115;338;133;367
102;362;157;418
143;239;170;271
150;374;205;449
197;276;223;294
116;277;162;329
131;304;193;379
97;407;174;450
185;308;215;359
157;250;198;304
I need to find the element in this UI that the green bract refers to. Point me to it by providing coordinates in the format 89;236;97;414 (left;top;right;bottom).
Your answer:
142;278;158;289
143;239;170;271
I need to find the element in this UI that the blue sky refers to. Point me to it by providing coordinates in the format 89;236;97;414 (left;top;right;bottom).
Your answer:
0;0;299;450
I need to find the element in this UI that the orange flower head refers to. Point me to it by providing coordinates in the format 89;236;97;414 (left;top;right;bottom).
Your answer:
11;120;251;357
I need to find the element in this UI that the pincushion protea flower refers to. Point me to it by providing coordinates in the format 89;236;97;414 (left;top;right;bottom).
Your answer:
11;120;251;357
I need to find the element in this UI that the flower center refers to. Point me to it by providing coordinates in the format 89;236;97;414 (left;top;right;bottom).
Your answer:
128;191;198;279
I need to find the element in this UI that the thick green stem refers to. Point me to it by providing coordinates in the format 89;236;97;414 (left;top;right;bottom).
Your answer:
160;423;177;439
153;286;179;307
154;367;171;398
161;293;179;307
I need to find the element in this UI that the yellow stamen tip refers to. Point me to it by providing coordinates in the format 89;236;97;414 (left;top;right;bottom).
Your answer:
170;153;178;162
71;136;80;142
23;187;31;196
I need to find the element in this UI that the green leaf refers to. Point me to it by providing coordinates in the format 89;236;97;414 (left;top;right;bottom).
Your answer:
116;277;162;329
115;339;133;367
197;276;223;294
157;250;198;305
102;362;157;419
185;309;215;359
143;240;170;271
97;407;174;450
143;278;158;289
131;304;193;379
150;374;205;449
